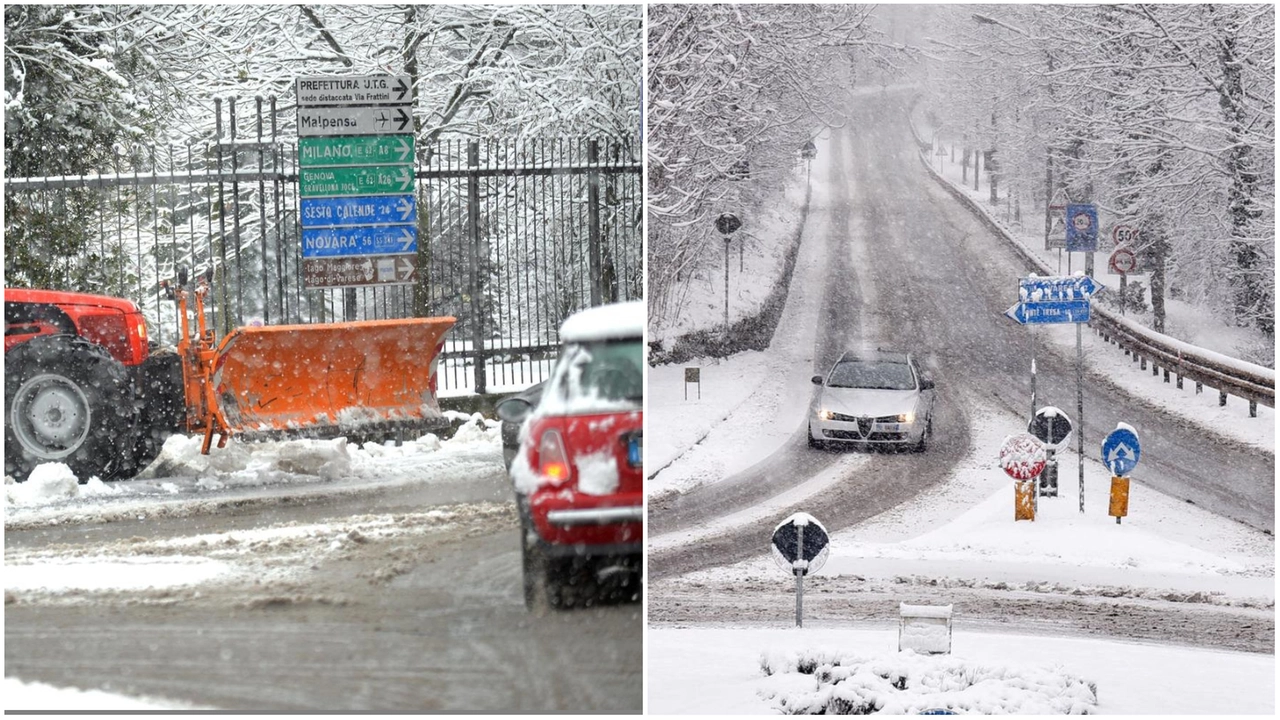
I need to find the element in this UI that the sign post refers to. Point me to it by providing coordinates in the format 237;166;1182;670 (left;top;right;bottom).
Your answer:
1028;406;1072;497
1000;433;1047;521
771;513;830;628
1066;203;1098;279
1102;424;1141;524
1005;275;1103;514
716;213;742;342
296;75;416;296
684;367;701;400
1108;226;1140;315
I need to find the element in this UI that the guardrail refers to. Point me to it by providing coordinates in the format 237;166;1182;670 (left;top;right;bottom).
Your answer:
907;113;1274;416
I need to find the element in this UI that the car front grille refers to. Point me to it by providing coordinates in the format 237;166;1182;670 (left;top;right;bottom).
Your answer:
828;412;901;424
824;430;908;442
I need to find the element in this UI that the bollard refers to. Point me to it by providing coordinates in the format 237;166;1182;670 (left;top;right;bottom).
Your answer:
1015;480;1036;521
1109;476;1130;524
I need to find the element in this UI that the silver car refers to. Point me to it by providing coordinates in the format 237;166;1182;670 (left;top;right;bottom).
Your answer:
808;350;936;451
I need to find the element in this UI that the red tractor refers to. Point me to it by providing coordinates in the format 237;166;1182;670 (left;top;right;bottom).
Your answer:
5;277;455;483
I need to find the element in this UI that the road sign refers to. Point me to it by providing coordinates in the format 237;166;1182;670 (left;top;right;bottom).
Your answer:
771;513;829;576
297;105;413;137
300;195;416;229
802;140;817;159
302;255;417;289
1019;275;1103;301
301;226;417;258
300;166;414;197
1111;224;1139;247
298;135;414;168
1047;205;1067;250
999;433;1047;480
295;75;411;106
1065;203;1098;252
1004;299;1091;325
1109;247;1138;275
1101;425;1141;477
715;213;741;235
1029;406;1073;449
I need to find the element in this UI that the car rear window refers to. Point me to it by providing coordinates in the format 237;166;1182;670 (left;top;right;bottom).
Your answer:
828;360;916;390
544;338;643;413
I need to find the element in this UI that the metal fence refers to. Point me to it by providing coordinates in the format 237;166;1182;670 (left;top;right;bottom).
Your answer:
4;97;644;394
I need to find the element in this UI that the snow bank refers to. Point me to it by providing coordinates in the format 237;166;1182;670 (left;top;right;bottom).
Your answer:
3;677;202;710
758;649;1098;715
6;463;81;505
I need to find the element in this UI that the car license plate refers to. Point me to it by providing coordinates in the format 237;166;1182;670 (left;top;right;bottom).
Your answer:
627;434;642;467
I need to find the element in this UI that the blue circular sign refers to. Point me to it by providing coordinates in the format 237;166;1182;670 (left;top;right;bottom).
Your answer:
1101;426;1141;476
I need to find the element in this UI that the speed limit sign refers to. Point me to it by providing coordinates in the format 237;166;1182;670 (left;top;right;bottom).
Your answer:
1112;224;1139;246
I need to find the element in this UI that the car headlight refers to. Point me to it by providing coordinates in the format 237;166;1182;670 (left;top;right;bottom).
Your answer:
819;409;834;421
896;412;915;424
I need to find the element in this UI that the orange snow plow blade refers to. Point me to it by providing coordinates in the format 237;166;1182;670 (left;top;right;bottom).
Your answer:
209;317;456;440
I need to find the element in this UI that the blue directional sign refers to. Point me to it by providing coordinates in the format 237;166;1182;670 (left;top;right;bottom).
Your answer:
1019;275;1104;302
302;226;417;258
1065;203;1098;252
1005;299;1091;325
1101;426;1141;476
300;195;416;229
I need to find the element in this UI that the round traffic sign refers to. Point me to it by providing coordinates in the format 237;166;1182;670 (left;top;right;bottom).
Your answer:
999;433;1047;480
1028;406;1073;450
715;213;741;235
1101;424;1141;477
1071;211;1093;232
1109;247;1138;274
771;512;829;576
1112;224;1140;246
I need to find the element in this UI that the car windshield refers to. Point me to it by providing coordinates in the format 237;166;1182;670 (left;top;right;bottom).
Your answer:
553;338;643;410
827;360;916;390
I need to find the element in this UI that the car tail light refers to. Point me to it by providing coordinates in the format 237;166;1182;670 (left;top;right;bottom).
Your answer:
538;429;572;485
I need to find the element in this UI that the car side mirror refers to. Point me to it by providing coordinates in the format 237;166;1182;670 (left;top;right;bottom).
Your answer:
811;375;824;385
920;378;935;390
496;397;533;424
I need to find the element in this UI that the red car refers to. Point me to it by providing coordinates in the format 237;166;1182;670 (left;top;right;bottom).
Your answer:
499;300;643;610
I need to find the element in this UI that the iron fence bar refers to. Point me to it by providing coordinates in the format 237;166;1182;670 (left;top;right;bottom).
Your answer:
256;97;270;324
214;98;229;336
588;138;602;307
270;97;286;324
229;98;244;328
468;140;486;395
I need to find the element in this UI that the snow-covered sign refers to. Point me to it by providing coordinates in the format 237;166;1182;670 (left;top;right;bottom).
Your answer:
1101;424;1141;477
771;512;829;576
998;433;1046;480
1007;275;1102;325
899;603;953;655
1028;406;1072;450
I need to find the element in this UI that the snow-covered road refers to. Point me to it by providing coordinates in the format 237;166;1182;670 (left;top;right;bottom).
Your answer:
5;419;642;712
646;90;1273;713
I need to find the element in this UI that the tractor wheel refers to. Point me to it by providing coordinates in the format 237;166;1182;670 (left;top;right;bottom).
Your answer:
5;336;138;482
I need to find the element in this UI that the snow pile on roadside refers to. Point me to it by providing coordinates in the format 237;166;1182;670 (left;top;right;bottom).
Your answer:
758;649;1097;715
3;677;204;710
4;557;234;594
4;463;127;506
